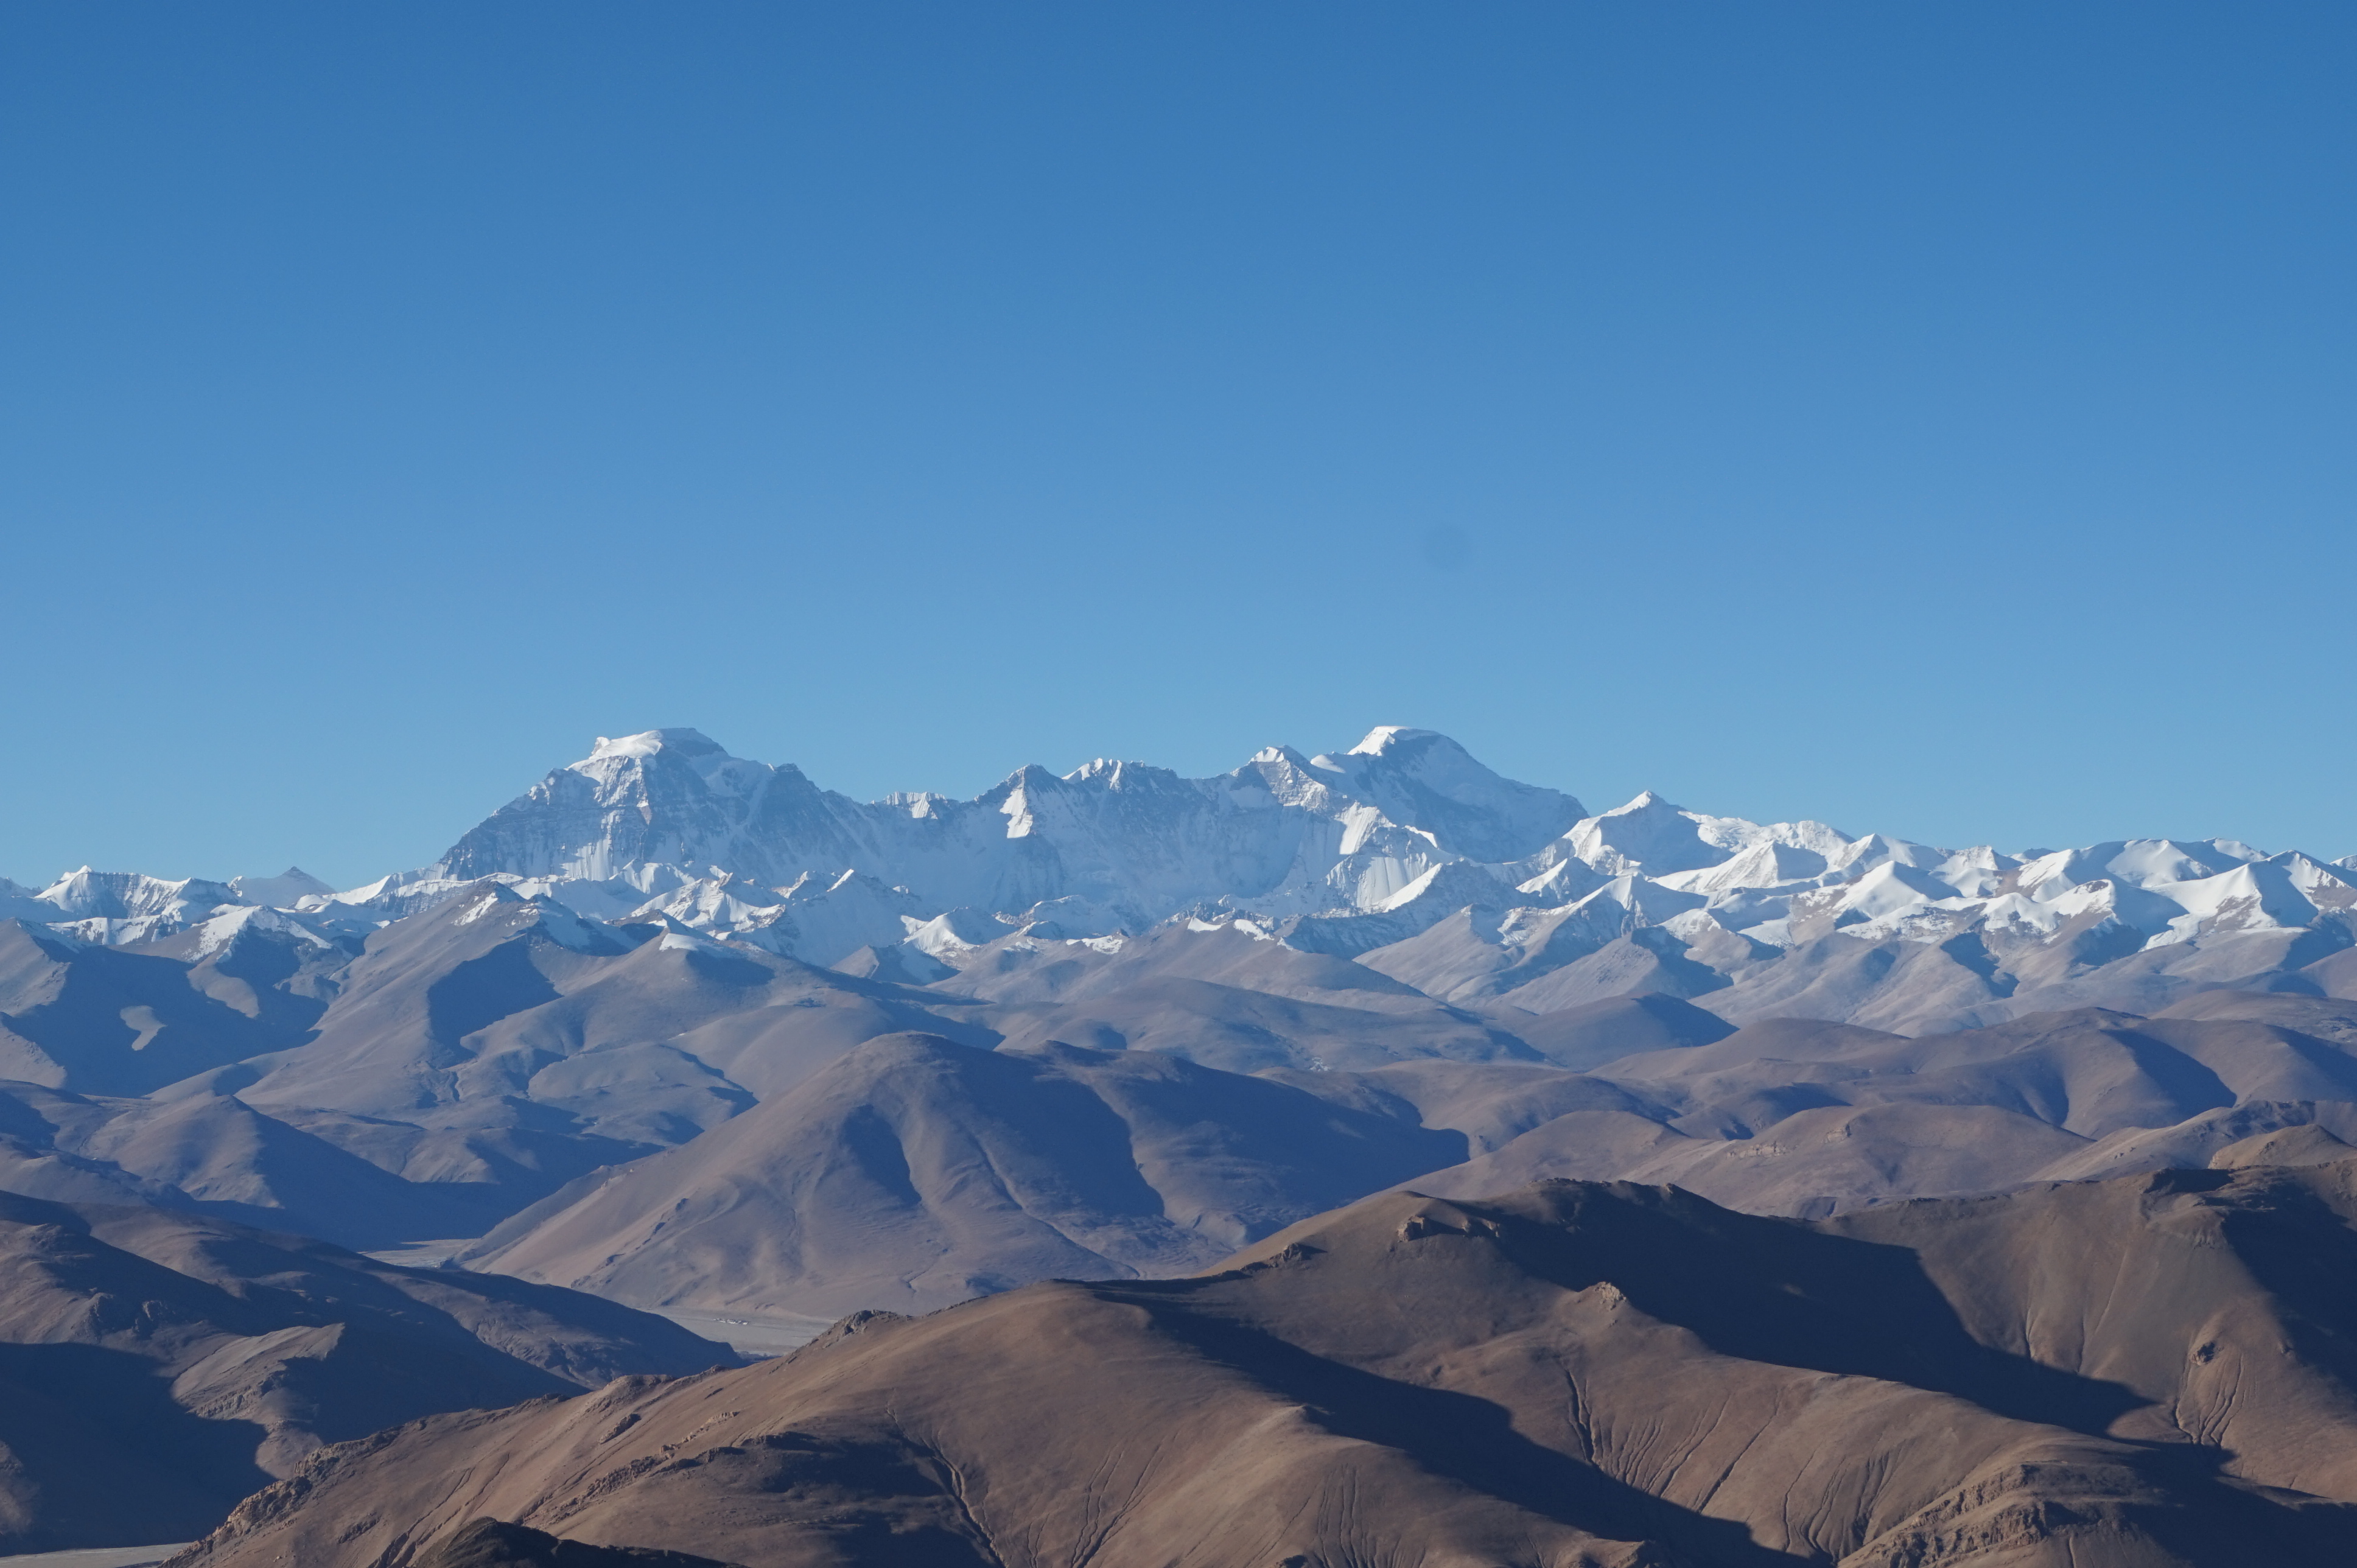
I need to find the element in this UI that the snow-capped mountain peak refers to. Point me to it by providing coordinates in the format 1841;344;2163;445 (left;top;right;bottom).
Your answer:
585;728;727;763
19;726;2352;1039
230;866;336;908
1342;724;1439;755
1301;728;1584;863
418;727;1575;947
1564;793;1731;877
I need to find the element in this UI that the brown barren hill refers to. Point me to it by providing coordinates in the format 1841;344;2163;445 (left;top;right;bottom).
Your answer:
169;1166;2357;1567
0;1192;733;1555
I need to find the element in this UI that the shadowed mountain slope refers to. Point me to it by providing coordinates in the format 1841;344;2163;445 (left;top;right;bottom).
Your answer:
0;1077;498;1245
978;972;1537;1074
1403;1001;2357;1218
0;1193;733;1555
939;920;1552;1073
1827;1160;2357;1503
457;996;2357;1331
208;887;996;1234
172;1172;2357;1567
464;1032;1466;1319
1595;1004;2357;1139
1483;990;1735;1068
0;921;329;1097
417;1518;738;1568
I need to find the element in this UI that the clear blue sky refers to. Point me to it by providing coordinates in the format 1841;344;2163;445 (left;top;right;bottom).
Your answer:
5;2;2354;887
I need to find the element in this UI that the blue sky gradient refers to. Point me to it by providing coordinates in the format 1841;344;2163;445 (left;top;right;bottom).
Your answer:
4;3;2353;885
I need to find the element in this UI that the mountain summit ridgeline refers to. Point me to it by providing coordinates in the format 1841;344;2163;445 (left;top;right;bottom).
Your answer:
12;725;2351;1039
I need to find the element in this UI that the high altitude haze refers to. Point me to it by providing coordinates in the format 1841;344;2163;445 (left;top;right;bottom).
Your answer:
5;3;2354;883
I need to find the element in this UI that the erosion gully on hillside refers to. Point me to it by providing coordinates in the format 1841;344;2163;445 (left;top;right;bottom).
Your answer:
166;1171;2357;1566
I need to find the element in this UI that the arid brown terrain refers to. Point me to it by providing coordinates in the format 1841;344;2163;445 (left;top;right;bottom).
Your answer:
167;1162;2357;1566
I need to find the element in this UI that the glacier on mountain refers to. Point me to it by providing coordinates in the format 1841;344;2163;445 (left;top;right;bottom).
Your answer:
416;725;1584;953
10;726;2356;1035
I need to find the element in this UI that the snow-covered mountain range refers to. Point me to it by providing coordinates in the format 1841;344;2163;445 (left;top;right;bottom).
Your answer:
11;725;2354;1035
14;727;2357;1565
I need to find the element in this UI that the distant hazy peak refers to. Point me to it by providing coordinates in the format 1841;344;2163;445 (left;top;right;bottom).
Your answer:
231;866;335;906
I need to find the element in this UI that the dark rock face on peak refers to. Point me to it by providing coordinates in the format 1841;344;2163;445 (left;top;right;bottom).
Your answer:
164;1169;2357;1567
